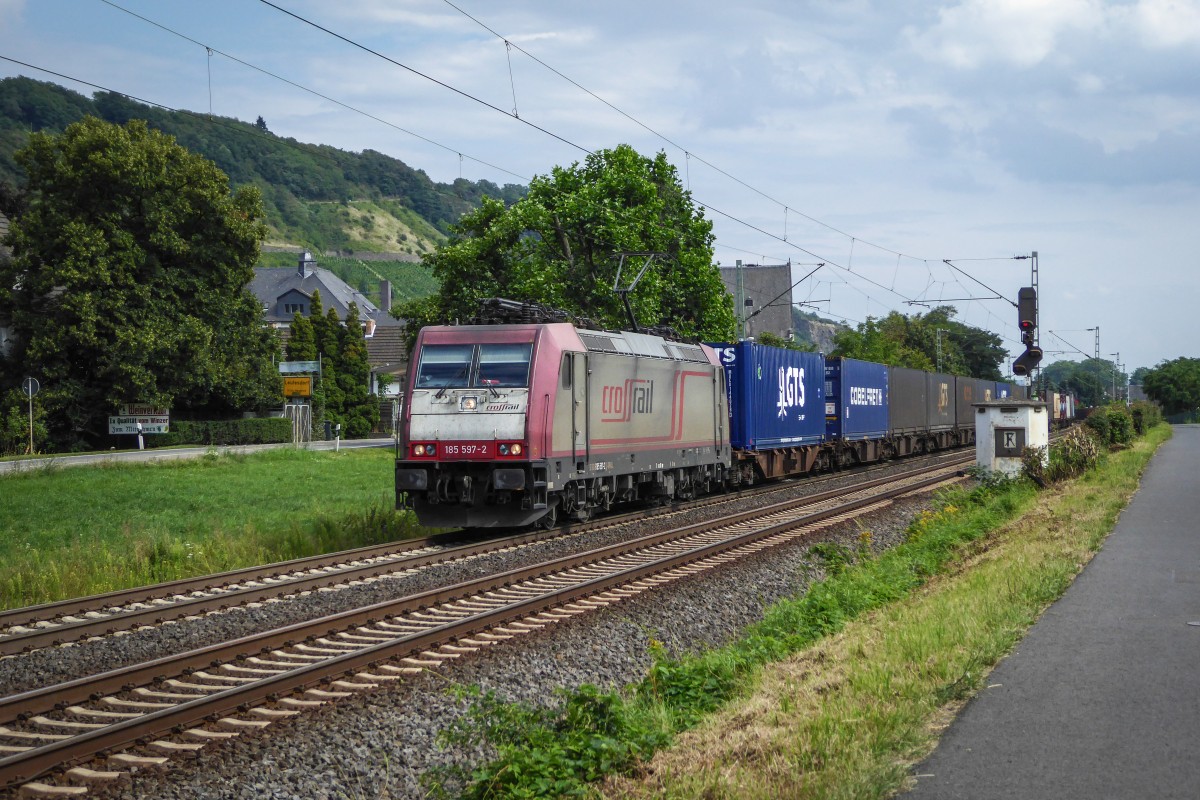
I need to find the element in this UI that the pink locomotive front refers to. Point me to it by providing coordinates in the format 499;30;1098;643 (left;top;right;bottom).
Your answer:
396;322;729;528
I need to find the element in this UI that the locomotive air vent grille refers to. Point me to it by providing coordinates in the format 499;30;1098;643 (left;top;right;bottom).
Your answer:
669;344;709;363
579;333;620;352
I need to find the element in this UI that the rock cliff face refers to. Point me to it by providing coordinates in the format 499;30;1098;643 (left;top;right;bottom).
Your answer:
794;318;844;353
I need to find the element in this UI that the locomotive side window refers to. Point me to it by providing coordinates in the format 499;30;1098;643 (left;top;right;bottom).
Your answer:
561;355;572;388
477;343;532;387
415;345;473;388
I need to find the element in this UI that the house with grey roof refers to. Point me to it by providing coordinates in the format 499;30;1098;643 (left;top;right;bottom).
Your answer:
248;251;408;396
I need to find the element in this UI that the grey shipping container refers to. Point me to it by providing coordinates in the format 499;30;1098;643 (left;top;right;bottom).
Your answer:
927;371;956;431
888;366;928;435
956;377;994;427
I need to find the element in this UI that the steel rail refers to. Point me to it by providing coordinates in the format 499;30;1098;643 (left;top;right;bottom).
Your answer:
0;463;965;789
0;451;974;656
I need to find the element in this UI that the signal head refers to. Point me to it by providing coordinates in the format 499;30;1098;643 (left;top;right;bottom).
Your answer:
1017;287;1037;332
1012;345;1044;377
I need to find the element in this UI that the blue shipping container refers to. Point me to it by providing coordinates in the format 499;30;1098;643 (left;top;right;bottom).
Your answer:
709;342;825;450
825;357;888;440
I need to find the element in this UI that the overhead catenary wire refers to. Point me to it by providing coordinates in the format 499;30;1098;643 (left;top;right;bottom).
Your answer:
56;3;1026;352
0;55;506;214
251;0;1044;338
256;0;588;155
97;0;527;182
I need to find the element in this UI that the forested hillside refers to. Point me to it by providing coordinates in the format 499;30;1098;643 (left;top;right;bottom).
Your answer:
0;76;525;258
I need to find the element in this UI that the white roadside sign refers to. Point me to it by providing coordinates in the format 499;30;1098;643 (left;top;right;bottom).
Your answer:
109;416;170;434
109;405;170;435
118;404;169;417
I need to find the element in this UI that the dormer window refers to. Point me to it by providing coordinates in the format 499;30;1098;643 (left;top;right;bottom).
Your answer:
284;303;306;315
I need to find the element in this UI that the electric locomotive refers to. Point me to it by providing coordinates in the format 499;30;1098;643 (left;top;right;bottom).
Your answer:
395;313;729;528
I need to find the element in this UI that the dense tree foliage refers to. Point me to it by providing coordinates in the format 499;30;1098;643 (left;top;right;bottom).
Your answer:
399;144;735;344
0;116;281;450
285;292;378;438
0;77;526;251
1041;358;1123;406
829;306;1006;379
1142;357;1200;415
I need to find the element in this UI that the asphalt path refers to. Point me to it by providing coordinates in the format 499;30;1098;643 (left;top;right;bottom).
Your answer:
0;437;397;474
902;424;1200;799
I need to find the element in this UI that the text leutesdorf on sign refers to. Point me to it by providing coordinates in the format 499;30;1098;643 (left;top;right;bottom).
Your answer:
283;376;313;398
108;404;170;435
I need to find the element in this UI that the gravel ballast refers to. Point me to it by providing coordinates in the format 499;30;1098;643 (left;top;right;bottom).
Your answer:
72;477;960;800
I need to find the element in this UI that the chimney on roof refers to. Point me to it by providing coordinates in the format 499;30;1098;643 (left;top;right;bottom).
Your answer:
298;250;316;278
380;279;392;313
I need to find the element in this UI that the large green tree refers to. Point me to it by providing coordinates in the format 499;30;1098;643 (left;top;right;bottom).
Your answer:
1041;358;1120;406
1142;357;1200;415
0;116;280;449
339;302;378;437
829;306;1005;379
399;144;735;344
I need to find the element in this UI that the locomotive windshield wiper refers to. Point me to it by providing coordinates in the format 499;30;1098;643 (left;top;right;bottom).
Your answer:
434;365;470;399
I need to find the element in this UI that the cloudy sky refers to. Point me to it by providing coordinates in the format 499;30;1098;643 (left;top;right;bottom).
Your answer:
2;0;1198;376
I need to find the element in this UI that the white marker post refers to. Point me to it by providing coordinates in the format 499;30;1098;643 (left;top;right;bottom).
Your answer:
136;420;144;451
22;377;40;455
335;423;341;452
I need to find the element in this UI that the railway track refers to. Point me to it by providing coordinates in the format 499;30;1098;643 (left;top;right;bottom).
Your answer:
0;449;974;659
0;458;970;796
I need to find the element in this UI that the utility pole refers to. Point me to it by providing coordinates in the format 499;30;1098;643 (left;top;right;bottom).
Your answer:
735;259;745;340
1086;327;1101;403
1110;352;1120;403
936;328;949;373
1030;251;1039;391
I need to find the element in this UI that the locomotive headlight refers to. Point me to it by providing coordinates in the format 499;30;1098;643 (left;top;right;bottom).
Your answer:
510;443;523;455
459;396;478;411
498;443;509;455
413;443;436;457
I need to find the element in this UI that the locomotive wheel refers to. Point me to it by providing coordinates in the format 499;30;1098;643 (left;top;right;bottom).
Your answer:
538;501;559;529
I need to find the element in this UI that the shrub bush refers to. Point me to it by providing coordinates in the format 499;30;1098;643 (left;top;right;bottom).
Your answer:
1084;409;1110;444
1046;426;1100;482
1129;401;1162;435
1105;405;1134;445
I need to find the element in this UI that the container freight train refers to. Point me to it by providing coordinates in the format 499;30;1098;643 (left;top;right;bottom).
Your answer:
395;318;1016;529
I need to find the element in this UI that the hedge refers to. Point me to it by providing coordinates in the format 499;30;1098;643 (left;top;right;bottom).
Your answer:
137;418;293;448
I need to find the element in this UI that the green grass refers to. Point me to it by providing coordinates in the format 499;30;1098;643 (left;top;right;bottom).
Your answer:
0;447;422;609
425;426;1170;800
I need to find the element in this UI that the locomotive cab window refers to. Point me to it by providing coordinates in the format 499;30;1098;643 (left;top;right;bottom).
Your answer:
477;343;532;387
415;343;532;389
415;345;473;389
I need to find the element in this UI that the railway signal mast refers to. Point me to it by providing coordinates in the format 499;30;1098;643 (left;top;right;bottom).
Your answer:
1012;286;1043;390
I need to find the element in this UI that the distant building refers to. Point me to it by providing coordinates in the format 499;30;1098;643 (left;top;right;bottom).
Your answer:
247;251;407;395
718;261;794;341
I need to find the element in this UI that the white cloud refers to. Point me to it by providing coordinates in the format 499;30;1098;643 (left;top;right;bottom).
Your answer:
1127;0;1200;48
904;0;1107;69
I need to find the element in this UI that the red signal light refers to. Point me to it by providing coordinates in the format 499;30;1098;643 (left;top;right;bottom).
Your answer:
1017;287;1037;333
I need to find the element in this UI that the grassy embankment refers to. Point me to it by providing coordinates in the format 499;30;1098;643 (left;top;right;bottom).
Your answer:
0;447;421;610
428;424;1170;800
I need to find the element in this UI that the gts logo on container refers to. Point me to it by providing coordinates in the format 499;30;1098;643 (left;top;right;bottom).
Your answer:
777;366;805;418
600;379;655;421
